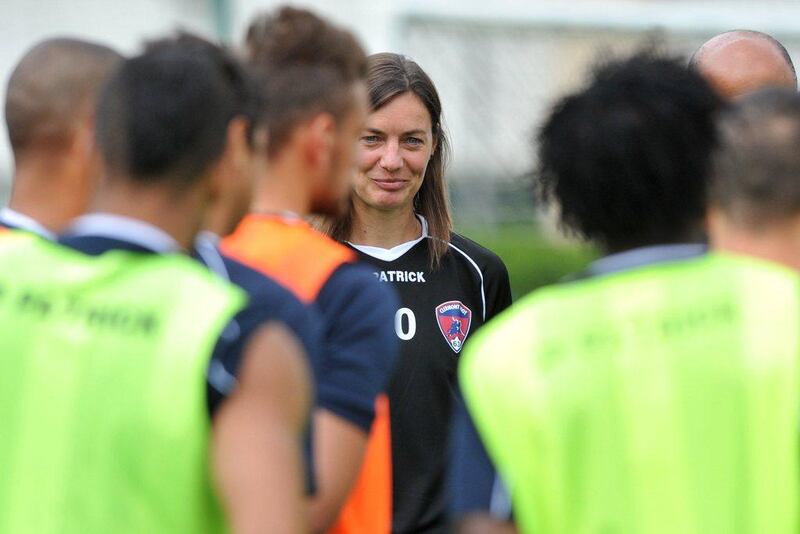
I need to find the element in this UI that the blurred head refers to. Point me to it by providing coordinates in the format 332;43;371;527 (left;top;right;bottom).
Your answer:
691;30;796;100
708;89;800;258
96;33;257;232
329;53;452;265
5;37;121;217
245;6;368;215
144;34;265;237
538;51;724;253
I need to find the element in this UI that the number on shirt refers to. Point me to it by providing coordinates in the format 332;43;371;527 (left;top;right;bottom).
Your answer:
394;307;416;340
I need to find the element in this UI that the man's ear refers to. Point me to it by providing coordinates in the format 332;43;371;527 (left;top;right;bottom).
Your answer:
251;125;269;156
705;205;727;244
207;117;250;202
225;116;252;176
304;112;336;173
211;116;250;194
69;112;96;162
63;112;102;196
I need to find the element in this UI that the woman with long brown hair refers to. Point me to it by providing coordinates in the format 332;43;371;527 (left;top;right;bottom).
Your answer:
328;52;512;533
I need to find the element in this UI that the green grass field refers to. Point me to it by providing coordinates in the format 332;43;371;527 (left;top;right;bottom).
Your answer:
459;224;597;300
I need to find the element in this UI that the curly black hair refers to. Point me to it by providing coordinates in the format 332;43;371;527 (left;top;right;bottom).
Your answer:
537;50;725;252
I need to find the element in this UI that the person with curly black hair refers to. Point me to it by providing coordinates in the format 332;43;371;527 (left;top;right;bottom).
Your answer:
537;51;721;256
458;51;800;534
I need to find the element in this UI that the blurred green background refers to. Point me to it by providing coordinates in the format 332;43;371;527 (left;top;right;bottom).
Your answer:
457;223;597;301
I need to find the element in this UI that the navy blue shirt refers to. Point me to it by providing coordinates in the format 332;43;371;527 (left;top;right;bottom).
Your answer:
194;234;324;414
314;261;400;432
218;213;400;435
449;395;511;520
195;233;400;498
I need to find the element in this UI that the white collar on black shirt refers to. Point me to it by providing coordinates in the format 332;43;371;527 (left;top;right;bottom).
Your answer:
0;207;56;240
64;213;182;253
349;214;429;262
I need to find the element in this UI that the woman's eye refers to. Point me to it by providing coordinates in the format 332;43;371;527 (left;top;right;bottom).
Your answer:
405;137;424;146
361;135;380;144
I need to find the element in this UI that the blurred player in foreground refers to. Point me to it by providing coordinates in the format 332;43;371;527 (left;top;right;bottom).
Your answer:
157;34;324;443
691;30;797;99
2;38;121;236
0;38;310;533
327;52;512;534
708;89;800;272
222;8;399;532
461;52;800;533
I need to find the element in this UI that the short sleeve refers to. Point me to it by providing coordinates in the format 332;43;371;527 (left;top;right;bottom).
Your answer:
484;254;513;320
314;262;400;432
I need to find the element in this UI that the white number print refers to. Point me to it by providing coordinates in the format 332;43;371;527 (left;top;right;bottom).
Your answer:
394;307;417;340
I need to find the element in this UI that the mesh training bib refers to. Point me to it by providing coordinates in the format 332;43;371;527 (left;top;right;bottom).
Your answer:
461;253;800;534
0;237;246;533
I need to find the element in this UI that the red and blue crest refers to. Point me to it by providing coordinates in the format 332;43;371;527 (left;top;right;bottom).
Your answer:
435;300;472;353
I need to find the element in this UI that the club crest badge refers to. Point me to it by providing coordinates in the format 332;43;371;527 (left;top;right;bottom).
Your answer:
435;300;472;353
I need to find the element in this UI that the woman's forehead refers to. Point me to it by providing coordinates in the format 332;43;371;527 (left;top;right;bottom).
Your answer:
367;92;432;131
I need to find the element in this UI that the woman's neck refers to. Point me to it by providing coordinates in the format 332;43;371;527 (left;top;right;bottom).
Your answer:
349;203;422;249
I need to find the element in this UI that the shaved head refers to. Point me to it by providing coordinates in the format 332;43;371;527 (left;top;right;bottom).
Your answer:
691;30;796;100
5;37;121;158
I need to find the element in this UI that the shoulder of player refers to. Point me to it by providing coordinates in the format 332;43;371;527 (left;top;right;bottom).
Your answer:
295;223;354;257
271;223;358;277
220;253;312;315
236;215;353;259
447;233;508;277
212;253;323;363
319;261;397;309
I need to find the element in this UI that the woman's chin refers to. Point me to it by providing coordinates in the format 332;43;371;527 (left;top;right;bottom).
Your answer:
361;191;413;212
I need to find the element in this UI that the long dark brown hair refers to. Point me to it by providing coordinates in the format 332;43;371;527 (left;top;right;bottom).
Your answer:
327;52;453;268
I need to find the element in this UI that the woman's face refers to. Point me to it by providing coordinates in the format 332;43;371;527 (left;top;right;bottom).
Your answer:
353;91;435;213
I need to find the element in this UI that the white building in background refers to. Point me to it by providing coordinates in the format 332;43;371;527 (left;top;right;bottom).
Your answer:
0;0;220;201
2;0;800;222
